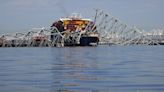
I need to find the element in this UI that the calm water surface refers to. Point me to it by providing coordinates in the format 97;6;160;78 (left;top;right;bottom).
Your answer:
0;45;164;92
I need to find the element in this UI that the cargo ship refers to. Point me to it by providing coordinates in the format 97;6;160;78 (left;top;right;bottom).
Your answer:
50;13;99;46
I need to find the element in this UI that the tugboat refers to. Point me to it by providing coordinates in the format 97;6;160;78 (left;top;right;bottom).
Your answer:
51;13;99;46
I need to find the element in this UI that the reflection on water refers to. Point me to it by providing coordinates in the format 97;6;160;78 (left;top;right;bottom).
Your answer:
0;46;164;92
50;47;101;92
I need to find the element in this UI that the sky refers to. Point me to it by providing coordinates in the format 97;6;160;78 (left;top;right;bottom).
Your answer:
0;0;164;34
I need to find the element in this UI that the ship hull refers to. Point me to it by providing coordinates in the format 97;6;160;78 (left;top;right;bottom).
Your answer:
79;36;99;46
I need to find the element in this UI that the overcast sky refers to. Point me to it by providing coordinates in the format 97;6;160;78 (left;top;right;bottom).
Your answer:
0;0;164;34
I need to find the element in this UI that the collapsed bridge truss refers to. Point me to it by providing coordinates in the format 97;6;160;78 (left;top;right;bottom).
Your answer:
94;9;163;45
0;10;164;47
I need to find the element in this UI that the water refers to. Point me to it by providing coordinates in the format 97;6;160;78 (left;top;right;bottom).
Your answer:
0;46;164;92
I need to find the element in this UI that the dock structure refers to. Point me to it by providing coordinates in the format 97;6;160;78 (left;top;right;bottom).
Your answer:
0;10;164;47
